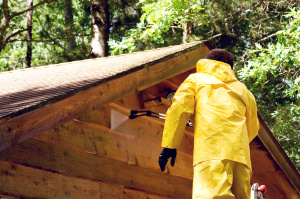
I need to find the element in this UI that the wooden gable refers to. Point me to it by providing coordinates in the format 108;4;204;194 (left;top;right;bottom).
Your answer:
0;42;299;198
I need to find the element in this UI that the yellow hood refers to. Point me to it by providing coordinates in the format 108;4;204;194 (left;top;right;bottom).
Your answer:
196;59;237;82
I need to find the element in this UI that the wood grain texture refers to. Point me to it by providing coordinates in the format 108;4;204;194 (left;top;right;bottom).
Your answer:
250;137;300;199
0;136;193;198
110;103;194;150
0;161;179;199
41;119;193;180
257;114;300;195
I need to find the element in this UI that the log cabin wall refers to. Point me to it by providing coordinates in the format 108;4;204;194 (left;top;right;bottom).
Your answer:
0;71;196;198
0;42;209;199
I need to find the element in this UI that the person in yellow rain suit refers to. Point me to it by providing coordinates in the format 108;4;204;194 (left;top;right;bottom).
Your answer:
158;49;259;199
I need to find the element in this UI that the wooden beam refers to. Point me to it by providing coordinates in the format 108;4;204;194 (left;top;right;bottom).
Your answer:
0;161;179;199
0;45;209;152
109;103;194;155
257;114;300;193
0;194;23;199
114;92;145;111
41;119;193;180
0;137;193;198
110;103;194;136
76;106;111;128
249;137;299;199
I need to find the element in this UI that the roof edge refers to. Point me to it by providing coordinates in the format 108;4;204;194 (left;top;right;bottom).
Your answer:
258;113;300;193
0;41;206;123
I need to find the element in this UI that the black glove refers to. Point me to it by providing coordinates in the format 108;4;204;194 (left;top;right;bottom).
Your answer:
158;148;177;172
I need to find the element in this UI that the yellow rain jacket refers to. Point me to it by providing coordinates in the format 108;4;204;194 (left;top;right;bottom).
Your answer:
161;59;259;170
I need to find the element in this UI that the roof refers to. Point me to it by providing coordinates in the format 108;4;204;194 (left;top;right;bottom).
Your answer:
0;41;206;121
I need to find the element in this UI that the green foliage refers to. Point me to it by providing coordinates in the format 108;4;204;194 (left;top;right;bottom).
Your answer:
109;0;141;42
137;0;204;41
0;42;26;71
108;0;142;55
0;0;92;71
109;0;206;55
0;0;28;71
239;9;300;170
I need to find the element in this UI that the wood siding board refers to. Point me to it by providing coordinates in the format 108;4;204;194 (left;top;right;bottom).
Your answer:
41;119;193;180
114;93;146;111
250;137;300;199
0;137;192;198
257;114;300;194
0;161;180;199
76;106;111;128
0;161;120;199
109;108;194;155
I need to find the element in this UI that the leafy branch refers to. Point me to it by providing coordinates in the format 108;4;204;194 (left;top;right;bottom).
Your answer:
2;29;28;47
0;0;56;52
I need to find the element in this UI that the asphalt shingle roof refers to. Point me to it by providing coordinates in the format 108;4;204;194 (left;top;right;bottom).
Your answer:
0;41;205;120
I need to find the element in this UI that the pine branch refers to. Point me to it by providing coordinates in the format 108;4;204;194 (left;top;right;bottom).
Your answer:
0;0;55;52
2;29;28;48
8;38;67;43
258;33;277;42
35;13;87;60
10;0;56;18
206;33;222;41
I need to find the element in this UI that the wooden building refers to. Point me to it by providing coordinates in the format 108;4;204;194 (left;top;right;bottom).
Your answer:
0;41;299;198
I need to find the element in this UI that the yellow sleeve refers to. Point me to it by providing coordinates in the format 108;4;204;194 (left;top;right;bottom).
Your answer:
161;74;195;148
246;94;260;142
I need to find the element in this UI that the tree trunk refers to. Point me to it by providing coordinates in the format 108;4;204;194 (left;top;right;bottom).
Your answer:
26;0;33;68
0;0;10;52
90;0;109;58
63;0;76;51
182;21;194;44
0;0;56;53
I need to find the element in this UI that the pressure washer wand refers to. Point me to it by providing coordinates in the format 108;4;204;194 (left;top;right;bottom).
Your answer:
129;110;166;120
129;110;193;127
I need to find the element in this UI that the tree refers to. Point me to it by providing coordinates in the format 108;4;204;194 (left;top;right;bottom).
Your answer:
90;0;109;57
0;0;55;53
63;0;76;51
0;0;93;71
109;0;141;43
26;0;33;68
136;0;204;44
109;0;300;59
109;0;205;55
238;9;300;170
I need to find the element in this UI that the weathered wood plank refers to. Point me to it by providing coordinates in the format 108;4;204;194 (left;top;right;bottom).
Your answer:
121;188;178;199
0;161;179;199
0;137;193;198
0;194;22;199
110;103;194;155
0;45;208;152
257;114;300;194
249;137;300;199
42;120;193;180
114;92;145;111
0;161;121;199
76;106;111;128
